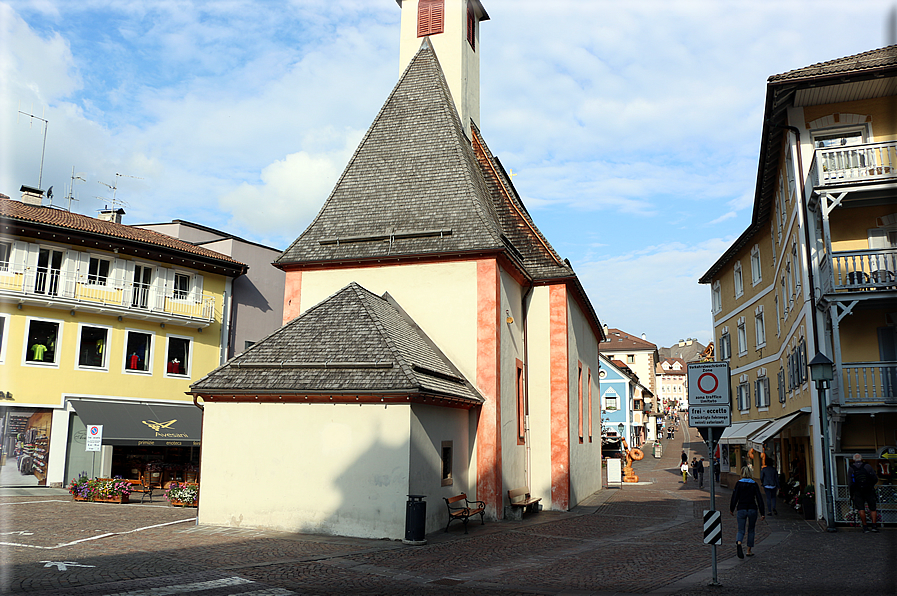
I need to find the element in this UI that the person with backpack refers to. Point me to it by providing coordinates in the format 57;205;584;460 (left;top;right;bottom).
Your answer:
848;453;879;533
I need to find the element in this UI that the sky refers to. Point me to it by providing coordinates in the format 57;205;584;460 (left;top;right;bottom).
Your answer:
1;0;895;349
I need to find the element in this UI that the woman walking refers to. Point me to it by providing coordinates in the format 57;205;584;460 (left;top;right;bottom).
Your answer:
730;466;765;558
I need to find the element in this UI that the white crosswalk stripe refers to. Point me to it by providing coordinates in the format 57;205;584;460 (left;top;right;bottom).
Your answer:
101;575;294;596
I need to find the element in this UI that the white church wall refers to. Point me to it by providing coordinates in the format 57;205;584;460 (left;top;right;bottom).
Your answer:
522;284;553;507
497;266;528;502
198;401;412;539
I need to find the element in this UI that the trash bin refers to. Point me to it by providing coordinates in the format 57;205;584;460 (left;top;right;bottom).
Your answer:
654;443;663;458
403;494;427;545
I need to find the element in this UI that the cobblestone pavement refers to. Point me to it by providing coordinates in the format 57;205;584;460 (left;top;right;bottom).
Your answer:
2;418;895;595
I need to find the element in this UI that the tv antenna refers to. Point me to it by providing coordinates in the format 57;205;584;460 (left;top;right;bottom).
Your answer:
97;172;142;211
65;167;86;211
17;104;50;189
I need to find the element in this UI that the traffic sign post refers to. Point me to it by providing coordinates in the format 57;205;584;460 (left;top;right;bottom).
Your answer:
687;363;731;586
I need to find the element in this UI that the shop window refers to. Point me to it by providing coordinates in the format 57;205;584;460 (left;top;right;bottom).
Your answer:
173;273;190;300
88;257;111;285
0;314;7;363
25;319;60;365
78;326;108;369
516;360;525;444
165;336;191;376
0;241;10;271
441;441;453;486
733;261;743;298
417;0;444;37
125;331;153;373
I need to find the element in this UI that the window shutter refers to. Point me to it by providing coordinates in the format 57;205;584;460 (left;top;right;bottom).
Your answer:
60;250;79;297
467;5;475;49
418;0;444;37
190;273;203;303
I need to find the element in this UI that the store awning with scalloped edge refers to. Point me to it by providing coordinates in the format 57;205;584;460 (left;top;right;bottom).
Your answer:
68;399;201;446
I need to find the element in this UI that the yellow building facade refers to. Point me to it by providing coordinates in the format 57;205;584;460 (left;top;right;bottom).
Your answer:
0;193;245;487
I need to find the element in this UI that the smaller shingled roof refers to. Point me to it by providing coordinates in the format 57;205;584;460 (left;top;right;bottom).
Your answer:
769;44;897;82
190;282;484;406
599;328;657;351
1;197;245;268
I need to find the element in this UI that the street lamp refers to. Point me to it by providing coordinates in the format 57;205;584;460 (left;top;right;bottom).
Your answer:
808;352;837;532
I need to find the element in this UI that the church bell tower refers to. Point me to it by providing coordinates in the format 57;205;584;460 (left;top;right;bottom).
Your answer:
398;0;489;138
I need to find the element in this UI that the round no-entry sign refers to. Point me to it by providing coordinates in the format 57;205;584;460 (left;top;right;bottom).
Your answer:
697;372;718;394
687;362;730;406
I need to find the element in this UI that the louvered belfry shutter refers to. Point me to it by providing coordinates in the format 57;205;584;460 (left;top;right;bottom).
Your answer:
467;4;475;49
418;0;444;37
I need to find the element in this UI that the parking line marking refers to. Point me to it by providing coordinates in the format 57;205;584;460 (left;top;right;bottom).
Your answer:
0;517;195;549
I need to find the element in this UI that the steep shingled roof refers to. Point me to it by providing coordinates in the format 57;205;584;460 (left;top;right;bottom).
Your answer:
190;282;484;406
0;197;245;269
769;44;897;82
277;39;505;266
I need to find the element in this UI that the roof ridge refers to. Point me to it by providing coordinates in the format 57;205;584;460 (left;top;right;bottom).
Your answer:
770;44;897;81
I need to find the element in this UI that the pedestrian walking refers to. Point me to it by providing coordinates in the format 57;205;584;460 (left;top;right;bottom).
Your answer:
760;458;778;515
730;465;765;558
848;453;880;532
681;450;688;465
713;457;721;484
697;457;705;488
680;461;689;483
691;457;698;481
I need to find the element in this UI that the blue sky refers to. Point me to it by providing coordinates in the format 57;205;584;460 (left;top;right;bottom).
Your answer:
1;0;894;348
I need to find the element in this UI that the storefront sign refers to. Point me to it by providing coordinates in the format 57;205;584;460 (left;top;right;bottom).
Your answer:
85;425;102;452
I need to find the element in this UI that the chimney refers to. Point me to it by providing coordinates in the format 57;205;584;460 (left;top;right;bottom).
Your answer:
641;333;647;340
98;207;126;224
20;185;44;206
603;324;609;338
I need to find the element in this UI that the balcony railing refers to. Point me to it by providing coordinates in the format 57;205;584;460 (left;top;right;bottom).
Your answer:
839;362;897;404
811;141;897;188
820;249;897;294
0;265;215;322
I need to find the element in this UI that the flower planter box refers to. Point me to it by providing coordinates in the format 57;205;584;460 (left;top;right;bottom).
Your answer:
73;494;129;504
169;499;198;507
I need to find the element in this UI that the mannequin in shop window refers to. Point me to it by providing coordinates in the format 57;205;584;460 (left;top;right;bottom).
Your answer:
128;352;141;370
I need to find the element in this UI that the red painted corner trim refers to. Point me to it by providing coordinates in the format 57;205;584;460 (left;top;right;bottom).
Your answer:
283;270;302;324
476;259;501;517
549;284;569;510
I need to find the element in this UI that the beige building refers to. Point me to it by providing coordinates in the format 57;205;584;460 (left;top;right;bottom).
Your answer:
700;45;897;524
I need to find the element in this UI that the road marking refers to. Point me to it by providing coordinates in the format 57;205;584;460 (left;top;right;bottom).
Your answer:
0;518;195;549
40;561;96;571
0;531;34;536
0;500;70;506
99;575;294;596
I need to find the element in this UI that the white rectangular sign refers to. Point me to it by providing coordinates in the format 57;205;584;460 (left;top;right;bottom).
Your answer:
688;405;731;427
687;362;731;405
85;425;103;452
606;457;622;485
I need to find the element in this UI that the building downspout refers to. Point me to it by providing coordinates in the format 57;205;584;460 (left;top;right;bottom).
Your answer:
785;124;836;532
522;282;534;490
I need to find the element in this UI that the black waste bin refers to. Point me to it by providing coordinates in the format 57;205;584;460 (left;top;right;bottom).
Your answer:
404;494;427;545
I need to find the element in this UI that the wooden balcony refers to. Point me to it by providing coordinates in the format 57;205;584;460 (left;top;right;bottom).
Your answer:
838;362;897;405
819;249;897;296
0;265;215;324
810;141;897;188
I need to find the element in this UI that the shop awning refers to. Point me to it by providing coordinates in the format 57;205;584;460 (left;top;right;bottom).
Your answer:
69;399;201;447
747;411;807;450
718;420;772;445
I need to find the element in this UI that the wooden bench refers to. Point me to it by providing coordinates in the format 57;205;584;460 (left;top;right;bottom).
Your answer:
443;493;485;533
506;487;541;520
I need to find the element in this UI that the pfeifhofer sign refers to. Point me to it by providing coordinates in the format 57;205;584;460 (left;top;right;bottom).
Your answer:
85;425;102;452
687;362;730;405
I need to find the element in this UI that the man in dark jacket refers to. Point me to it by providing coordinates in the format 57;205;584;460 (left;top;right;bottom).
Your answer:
848;453;879;532
730;466;765;558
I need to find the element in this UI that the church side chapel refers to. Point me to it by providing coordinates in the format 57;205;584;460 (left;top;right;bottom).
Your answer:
190;0;606;540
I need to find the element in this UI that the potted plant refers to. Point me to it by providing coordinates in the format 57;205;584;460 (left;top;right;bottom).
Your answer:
68;475;132;503
165;482;199;507
801;484;816;520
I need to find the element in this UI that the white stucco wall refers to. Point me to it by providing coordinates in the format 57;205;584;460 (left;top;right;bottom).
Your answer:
198;402;412;539
498;268;527;501
523;285;553;507
299;263;478;387
409;403;471;533
565;294;603;506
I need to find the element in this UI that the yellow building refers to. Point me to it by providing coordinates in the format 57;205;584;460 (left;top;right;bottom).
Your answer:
701;46;897;525
0;190;245;488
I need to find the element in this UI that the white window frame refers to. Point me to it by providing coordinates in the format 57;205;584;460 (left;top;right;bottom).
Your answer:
0;313;9;364
0;240;11;273
22;316;63;368
718;327;731;361
791;241;800;293
736;317;747;356
164;334;193;378
733;261;744;298
754;305;766;349
750;244;762;286
604;389;619;411
774;294;781;336
75;323;111;371
711;280;722;314
737;382;750;412
122;328;155;375
87;255;112;286
755;375;770;409
172;272;191;301
785;146;796;199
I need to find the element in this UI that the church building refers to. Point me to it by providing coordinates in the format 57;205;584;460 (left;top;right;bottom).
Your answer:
190;0;606;540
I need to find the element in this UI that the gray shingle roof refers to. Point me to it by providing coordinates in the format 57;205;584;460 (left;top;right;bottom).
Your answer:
277;39;504;266
190;282;483;406
769;44;897;82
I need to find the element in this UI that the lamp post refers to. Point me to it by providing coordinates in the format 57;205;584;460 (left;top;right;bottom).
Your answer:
808;352;837;532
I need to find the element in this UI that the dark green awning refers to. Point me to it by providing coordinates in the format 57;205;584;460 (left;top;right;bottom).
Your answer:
69;399;201;447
